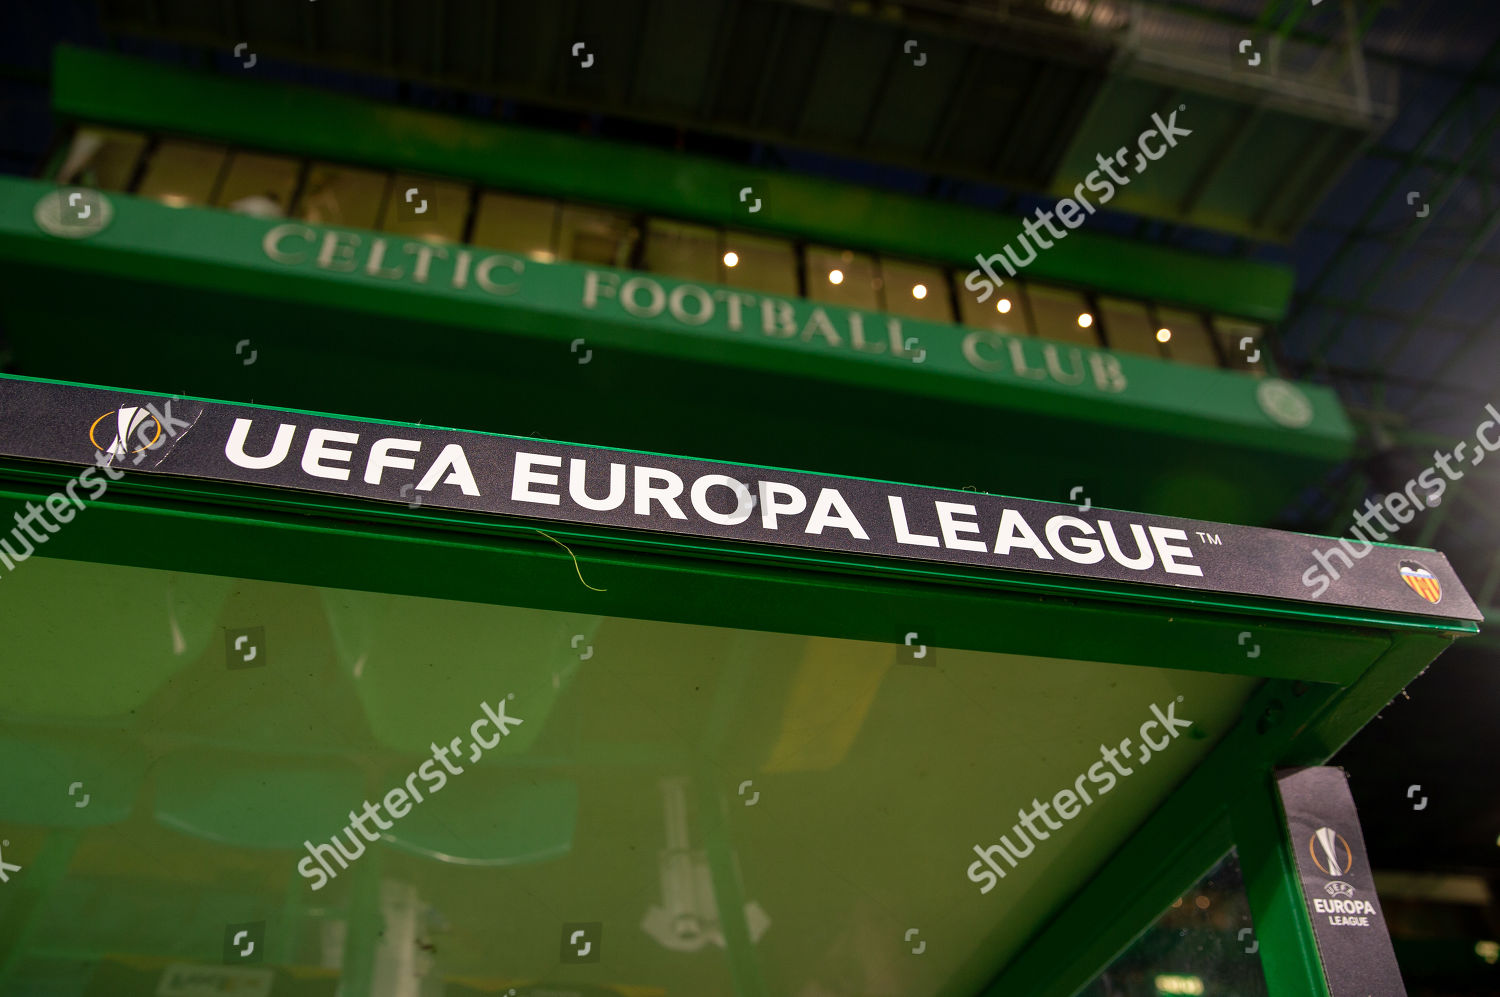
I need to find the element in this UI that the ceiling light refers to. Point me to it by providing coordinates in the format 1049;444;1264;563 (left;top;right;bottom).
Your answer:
1156;327;1172;343
723;251;739;267
828;269;844;285
912;283;927;299
1077;312;1093;328
997;298;1012;314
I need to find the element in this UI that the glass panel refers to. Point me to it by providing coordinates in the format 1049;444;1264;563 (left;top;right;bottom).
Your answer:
721;230;799;297
470;191;559;262
954;272;1033;335
1213;317;1269;376
557;204;638;268
135;140;228;207
1;556;1261;997
54;126;147;191
805;245;878;310
380;173;472;243
294;162;389;231
881;259;954;323
1077;850;1269;997
1027;283;1101;347
1099;297;1164;359
643;218;720;284
1156;308;1221;368
212;152;301;219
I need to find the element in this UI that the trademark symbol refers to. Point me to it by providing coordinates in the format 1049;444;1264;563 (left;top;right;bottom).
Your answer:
1195;531;1222;545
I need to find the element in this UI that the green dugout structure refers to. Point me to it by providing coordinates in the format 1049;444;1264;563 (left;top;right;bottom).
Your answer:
0;374;1479;997
0;45;1477;997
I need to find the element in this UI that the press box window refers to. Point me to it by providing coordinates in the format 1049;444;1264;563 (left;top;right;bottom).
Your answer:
295;163;388;231
1155;309;1220;368
953;271;1033;336
721;231;798;297
880;260;953;323
213;152;301;218
55;126;147;191
558;205;638;268
644;219;719;284
471;192;559;261
805;246;878;311
136;140;228;207
1027;283;1100;348
381;174;472;242
1098;297;1163;359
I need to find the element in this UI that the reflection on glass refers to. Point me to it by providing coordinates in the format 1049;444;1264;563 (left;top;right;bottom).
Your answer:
213;152;301;218
1078;851;1269;997
0;555;1260;997
1156;308;1221;368
644;218;719;283
470;191;559;261
381;173;472;242
135;140;228;207
1028;283;1100;347
557;204;637;268
295;162;389;230
881;259;953;322
805;246;878;310
55;126;147;191
1099;297;1164;359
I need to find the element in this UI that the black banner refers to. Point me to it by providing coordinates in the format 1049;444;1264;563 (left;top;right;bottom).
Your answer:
1276;767;1407;996
0;376;1480;621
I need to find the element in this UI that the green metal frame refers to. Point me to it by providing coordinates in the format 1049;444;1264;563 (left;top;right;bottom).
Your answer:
49;45;1295;322
0;379;1475;996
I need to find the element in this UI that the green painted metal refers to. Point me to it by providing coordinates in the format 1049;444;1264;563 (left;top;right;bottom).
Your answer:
991;627;1465;995
987;677;1336;996
49;45;1295;321
0;177;1350;526
1230;770;1333;997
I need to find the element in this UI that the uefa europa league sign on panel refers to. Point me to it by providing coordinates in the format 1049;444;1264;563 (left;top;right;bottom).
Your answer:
1277;767;1410;997
0;376;1479;623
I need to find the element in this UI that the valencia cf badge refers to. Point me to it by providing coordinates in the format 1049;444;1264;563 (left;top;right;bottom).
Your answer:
1399;560;1442;604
